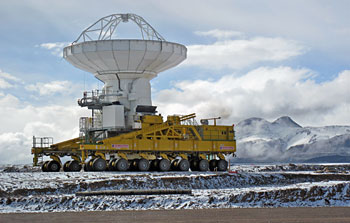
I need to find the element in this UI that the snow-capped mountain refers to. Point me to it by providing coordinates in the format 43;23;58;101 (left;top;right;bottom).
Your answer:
234;116;350;162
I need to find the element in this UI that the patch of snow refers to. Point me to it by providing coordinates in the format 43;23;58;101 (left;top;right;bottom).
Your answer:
1;164;350;213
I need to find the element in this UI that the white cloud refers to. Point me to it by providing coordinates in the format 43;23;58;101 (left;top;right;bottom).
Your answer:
0;70;21;89
0;70;20;82
154;67;350;127
25;80;74;96
184;31;306;70
0;132;32;165
0;79;12;89
0;93;20;107
38;42;69;57
194;29;244;40
0;71;94;164
0;93;89;164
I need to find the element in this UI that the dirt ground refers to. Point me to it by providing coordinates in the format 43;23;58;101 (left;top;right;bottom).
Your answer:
1;207;350;223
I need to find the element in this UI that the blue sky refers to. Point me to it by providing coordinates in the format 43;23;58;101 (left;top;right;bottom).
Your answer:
0;0;349;163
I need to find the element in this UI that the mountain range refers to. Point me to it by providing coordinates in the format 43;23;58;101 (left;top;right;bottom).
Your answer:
232;116;350;163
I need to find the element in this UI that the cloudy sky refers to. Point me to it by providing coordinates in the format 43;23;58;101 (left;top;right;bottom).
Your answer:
0;0;349;164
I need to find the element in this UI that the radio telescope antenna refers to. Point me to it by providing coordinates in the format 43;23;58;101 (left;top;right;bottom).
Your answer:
64;13;186;130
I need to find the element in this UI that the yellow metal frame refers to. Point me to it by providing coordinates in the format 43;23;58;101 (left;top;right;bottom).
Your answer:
199;154;207;160
50;155;61;164
51;137;80;150
32;113;236;166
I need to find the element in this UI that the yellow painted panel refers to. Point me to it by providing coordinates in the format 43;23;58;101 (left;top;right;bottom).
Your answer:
212;141;236;153
201;125;235;141
110;139;133;151
157;140;174;151
137;139;153;151
142;115;163;124
196;141;211;152
178;140;193;151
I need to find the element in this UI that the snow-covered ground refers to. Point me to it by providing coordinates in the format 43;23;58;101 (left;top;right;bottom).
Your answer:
1;163;350;213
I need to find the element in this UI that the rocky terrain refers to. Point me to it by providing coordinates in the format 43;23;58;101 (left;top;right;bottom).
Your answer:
1;163;350;212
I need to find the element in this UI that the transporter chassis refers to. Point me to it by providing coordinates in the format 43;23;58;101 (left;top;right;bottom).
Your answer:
32;113;236;172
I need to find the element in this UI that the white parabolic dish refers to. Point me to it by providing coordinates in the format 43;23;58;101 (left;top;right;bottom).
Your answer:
63;40;187;81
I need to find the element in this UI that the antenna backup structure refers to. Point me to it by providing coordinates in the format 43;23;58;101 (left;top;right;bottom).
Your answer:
64;13;186;135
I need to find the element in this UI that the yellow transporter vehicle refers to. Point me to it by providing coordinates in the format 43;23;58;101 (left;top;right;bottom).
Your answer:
31;13;237;172
32;113;236;172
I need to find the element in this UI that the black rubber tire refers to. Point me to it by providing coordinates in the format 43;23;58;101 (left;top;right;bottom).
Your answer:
48;160;61;172
209;159;218;171
116;158;129;171
178;159;190;171
129;159;139;171
83;163;89;172
69;160;82;172
41;161;50;172
63;161;71;172
150;159;159;171
92;158;107;171
138;158;150;171
217;159;228;171
198;159;209;171
158;159;171;171
86;160;94;171
190;159;199;171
